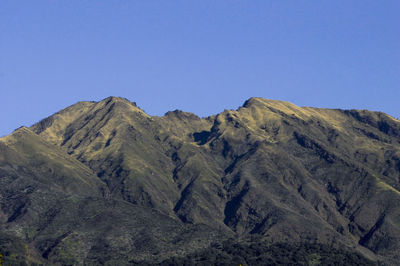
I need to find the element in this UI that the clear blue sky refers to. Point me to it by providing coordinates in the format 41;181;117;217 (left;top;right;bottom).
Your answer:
1;1;399;137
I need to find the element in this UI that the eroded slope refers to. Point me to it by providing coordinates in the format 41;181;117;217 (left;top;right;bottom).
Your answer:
15;96;400;264
0;124;226;265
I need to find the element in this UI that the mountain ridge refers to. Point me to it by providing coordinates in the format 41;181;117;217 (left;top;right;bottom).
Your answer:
1;96;400;265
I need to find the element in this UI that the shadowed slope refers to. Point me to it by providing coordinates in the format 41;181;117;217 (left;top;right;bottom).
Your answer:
0;126;105;197
17;96;400;264
0;125;227;265
32;97;180;214
32;97;230;229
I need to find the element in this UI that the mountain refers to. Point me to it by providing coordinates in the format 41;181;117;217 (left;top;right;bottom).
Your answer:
1;96;400;265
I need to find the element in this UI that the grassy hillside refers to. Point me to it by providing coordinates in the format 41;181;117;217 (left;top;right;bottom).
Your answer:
1;96;400;264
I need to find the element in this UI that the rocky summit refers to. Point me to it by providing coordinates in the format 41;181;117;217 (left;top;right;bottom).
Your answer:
1;96;400;265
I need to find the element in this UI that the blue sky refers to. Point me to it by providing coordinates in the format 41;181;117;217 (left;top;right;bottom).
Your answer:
1;1;399;136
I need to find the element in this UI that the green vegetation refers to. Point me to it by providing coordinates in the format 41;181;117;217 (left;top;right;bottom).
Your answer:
1;96;400;264
156;241;377;266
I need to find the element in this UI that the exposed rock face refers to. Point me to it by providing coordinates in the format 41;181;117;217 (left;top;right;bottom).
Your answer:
1;96;400;264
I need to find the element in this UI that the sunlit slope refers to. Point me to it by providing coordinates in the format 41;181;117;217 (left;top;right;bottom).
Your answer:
28;96;400;264
0;126;106;264
206;98;400;260
0;125;225;265
32;97;179;214
0;126;105;196
32;97;230;228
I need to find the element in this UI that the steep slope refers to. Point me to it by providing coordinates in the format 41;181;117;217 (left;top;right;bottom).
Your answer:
0;125;226;265
31;97;230;230
32;97;180;214
0;126;106;226
204;98;400;262
0;126;105;264
16;96;400;264
0;127;105;263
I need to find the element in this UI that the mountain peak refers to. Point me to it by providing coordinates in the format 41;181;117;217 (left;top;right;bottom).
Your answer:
98;96;147;115
241;97;313;122
243;97;297;109
242;97;266;106
101;96;136;106
3;97;400;264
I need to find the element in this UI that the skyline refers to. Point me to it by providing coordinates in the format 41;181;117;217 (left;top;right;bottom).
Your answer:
1;1;399;136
